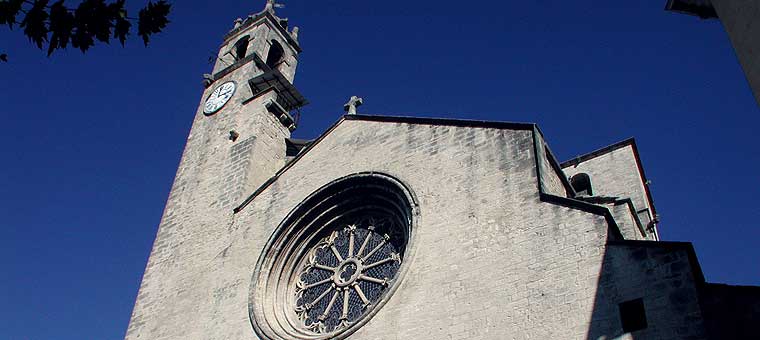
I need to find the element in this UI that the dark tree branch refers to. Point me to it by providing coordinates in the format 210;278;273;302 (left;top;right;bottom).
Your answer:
0;0;171;61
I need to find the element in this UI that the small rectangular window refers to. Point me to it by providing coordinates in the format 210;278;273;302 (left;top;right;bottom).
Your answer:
619;298;647;333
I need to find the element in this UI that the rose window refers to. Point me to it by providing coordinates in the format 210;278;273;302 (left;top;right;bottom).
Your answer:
295;217;402;333
250;173;416;340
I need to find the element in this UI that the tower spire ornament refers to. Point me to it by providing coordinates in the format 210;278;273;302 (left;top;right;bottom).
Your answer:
344;96;364;115
291;26;300;41
264;0;285;13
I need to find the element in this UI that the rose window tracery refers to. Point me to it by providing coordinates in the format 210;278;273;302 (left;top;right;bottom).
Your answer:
249;173;415;340
294;217;402;333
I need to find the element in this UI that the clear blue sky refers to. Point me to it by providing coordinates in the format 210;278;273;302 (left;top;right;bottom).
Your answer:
1;1;758;339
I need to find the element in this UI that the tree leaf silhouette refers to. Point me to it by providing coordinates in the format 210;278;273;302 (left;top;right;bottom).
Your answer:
20;0;50;49
137;1;170;46
111;0;131;46
48;0;75;56
0;0;24;29
2;0;171;59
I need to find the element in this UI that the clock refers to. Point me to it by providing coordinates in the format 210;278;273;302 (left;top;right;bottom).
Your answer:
203;81;236;115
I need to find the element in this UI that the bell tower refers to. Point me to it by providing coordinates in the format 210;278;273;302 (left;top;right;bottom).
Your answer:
125;2;307;339
194;0;307;207
211;0;301;84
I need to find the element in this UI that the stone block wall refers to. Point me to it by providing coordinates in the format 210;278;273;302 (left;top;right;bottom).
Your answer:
128;115;716;340
125;41;291;339
233;118;617;339
587;241;708;339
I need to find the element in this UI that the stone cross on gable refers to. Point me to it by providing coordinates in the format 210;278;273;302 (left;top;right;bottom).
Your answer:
344;96;363;115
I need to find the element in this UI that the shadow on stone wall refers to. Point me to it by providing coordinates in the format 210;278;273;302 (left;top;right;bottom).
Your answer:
585;239;709;340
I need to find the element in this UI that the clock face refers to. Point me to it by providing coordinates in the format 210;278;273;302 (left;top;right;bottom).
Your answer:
203;81;236;115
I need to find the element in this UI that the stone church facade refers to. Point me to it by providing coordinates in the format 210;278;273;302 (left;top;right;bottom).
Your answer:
126;2;759;339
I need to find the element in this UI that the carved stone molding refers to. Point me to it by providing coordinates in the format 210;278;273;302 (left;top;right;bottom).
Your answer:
249;172;418;340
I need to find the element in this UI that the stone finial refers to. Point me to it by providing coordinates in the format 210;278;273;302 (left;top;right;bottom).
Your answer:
343;96;363;115
291;26;300;41
233;18;243;29
264;0;284;13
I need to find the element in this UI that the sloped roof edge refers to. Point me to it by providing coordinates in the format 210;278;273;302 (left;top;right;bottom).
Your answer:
234;112;636;241
234;114;538;213
234;113;627;243
234;115;346;213
560;138;636;168
344;114;536;130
